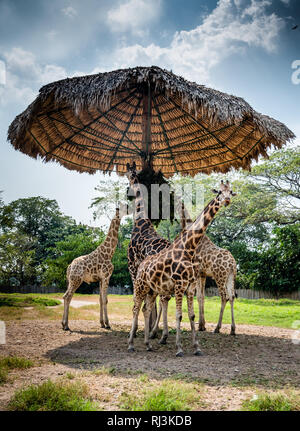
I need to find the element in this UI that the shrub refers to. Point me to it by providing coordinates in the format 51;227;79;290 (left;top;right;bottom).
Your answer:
242;392;300;411
121;380;201;411
0;294;60;308
0;356;34;369
8;379;97;411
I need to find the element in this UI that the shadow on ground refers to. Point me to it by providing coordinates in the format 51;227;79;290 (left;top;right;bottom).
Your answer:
42;321;300;388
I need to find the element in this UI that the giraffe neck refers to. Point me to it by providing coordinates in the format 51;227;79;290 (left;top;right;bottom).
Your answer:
100;215;121;258
176;199;193;230
173;195;222;258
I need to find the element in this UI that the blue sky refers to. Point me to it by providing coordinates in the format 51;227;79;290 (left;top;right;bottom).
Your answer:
0;0;299;225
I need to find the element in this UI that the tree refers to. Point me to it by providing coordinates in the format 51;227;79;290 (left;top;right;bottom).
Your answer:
249;146;300;224
0;232;37;286
1;196;76;264
253;224;300;293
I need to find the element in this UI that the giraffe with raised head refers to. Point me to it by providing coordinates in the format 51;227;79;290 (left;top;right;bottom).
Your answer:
151;200;237;341
62;204;127;331
127;180;236;357
126;162;171;330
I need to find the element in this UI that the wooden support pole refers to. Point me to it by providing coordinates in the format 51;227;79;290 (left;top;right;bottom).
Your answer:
141;82;153;170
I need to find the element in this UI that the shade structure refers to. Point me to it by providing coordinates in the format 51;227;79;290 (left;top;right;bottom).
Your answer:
8;66;295;177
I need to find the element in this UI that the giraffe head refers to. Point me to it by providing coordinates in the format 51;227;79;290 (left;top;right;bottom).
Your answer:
212;180;236;207
126;161;140;187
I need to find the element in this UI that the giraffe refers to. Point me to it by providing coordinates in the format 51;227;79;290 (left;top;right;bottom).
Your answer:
126;162;171;331
151;201;237;341
62;204;127;331
127;180;236;356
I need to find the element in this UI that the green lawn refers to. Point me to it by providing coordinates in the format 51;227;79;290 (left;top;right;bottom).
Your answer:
166;296;300;329
0;292;299;329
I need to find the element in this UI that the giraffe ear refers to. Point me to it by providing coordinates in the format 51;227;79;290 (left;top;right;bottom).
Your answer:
231;191;237;196
212;188;218;194
126;163;131;171
132;161;136;170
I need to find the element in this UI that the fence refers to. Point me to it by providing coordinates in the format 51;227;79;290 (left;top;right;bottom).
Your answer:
205;287;300;300
0;285;299;300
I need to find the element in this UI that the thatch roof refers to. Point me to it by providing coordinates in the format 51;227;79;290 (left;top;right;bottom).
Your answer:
7;66;295;177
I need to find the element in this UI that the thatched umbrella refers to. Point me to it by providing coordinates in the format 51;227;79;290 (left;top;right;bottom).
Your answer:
8;66;294;177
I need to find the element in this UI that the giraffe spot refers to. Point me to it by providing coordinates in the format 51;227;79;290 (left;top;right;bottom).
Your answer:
172;262;178;272
203;217;210;227
165;266;171;275
173;250;182;260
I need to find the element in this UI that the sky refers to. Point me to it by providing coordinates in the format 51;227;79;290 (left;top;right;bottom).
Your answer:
0;0;299;226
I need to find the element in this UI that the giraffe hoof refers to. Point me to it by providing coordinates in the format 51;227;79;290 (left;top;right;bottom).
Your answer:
176;351;184;357
194;350;203;356
149;332;157;339
230;331;236;336
105;325;111;330
128;347;135;353
146;347;153;352
100;324;106;328
214;328;220;334
198;327;206;332
62;325;70;331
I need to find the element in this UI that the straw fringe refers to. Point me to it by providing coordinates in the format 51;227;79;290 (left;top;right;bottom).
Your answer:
7;66;295;177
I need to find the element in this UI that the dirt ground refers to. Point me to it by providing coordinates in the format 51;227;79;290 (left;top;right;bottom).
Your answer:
1;312;299;411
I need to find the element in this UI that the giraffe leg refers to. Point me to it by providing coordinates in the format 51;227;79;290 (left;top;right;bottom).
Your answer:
159;296;170;344
149;296;162;339
143;293;158;351
197;276;206;331
214;295;227;333
174;286;185;357
186;286;203;356
101;278;111;329
62;279;81;331
150;295;170;343
99;281;105;328
128;284;145;352
230;298;236;335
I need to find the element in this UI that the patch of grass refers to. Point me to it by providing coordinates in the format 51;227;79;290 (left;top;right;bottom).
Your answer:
0;356;34;385
0;294;60;308
8;379;98;411
0;368;8;384
0;356;34;370
120;379;202;411
65;372;75;380
92;366;116;376
242;392;300;411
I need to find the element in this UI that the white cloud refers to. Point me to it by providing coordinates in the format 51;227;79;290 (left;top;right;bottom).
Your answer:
62;6;78;19
109;0;284;83
107;0;161;35
0;0;286;107
0;47;68;106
